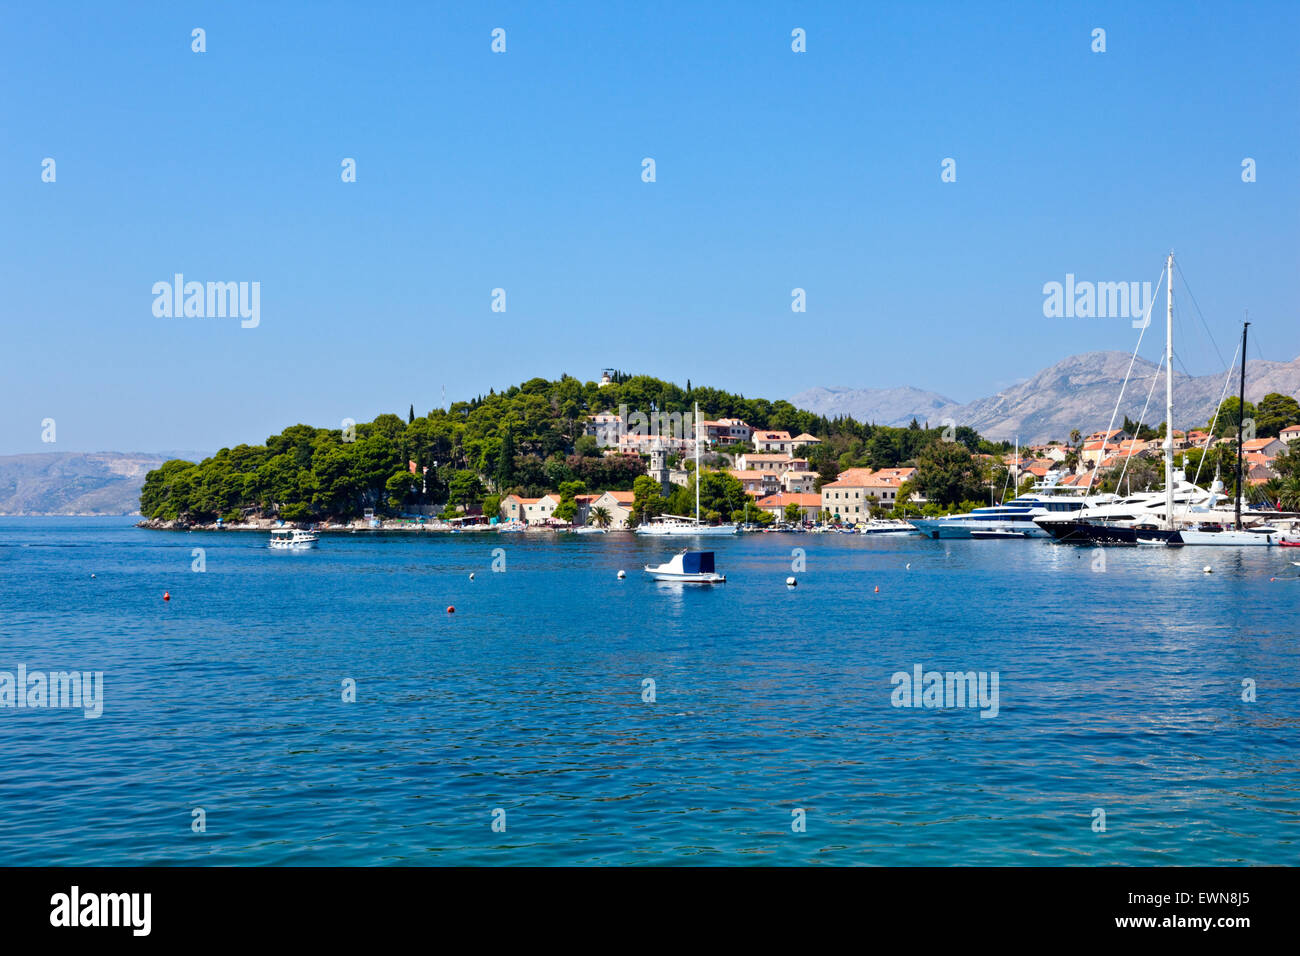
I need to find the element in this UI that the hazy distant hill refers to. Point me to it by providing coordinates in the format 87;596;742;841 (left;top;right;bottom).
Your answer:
793;351;1300;443
787;385;956;426
0;452;204;515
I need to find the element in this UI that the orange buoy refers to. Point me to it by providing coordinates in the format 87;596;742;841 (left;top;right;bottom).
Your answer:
163;591;171;601
446;605;455;614
874;586;880;593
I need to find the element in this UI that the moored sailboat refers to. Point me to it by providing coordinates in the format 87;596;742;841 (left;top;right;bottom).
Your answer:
1175;321;1282;546
635;401;738;536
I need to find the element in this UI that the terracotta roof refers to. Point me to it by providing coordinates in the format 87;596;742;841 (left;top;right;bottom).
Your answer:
1059;471;1099;486
826;467;875;486
756;493;822;507
824;467;913;489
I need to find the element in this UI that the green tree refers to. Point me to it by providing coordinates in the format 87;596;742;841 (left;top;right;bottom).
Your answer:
495;428;516;490
911;439;987;506
629;475;667;527
385;470;418;511
1208;396;1257;438
1280;476;1300;511
1271;446;1300;481
1256;393;1300;437
446;470;484;512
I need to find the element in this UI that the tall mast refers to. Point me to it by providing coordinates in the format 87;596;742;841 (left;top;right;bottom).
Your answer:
1164;252;1175;531
1236;319;1249;530
694;401;700;525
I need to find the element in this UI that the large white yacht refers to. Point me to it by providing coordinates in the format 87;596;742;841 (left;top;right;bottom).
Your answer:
1037;297;1290;547
910;478;1114;540
1033;476;1213;544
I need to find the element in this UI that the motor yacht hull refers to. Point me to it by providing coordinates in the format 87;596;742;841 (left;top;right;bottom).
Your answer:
635;524;738;536
910;519;1051;539
1175;528;1278;546
1037;520;1180;545
644;570;726;583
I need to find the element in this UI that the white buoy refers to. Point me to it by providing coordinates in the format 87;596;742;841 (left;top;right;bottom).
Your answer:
469;572;475;580
905;563;911;570
1203;566;1213;574
786;576;797;587
617;570;626;579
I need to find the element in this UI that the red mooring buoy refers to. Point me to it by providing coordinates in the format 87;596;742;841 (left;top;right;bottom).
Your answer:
163;591;171;601
446;605;455;614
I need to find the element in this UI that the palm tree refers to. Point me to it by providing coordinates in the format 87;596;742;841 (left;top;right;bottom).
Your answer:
1260;477;1283;509
590;505;612;529
1279;476;1300;512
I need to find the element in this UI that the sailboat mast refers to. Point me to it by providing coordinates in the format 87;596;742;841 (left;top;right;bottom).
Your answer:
1164;252;1175;531
1236;319;1249;530
694;401;700;525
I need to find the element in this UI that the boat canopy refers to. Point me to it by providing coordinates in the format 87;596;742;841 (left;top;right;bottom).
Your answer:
681;551;715;573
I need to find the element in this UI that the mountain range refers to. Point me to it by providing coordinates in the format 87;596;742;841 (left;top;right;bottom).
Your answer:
0;452;205;516
792;351;1300;444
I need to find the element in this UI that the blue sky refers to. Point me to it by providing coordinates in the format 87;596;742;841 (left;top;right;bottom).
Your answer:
2;1;1297;454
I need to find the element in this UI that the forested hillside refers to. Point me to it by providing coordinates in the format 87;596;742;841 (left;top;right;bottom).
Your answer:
140;373;1007;523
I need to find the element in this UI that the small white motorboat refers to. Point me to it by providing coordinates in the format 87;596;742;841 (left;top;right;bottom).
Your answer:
269;528;319;550
857;519;917;536
644;549;725;584
575;526;608;534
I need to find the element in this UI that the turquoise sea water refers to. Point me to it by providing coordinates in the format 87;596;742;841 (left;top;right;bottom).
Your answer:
0;516;1297;865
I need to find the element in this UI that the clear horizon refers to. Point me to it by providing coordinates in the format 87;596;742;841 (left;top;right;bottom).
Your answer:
3;1;1297;455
